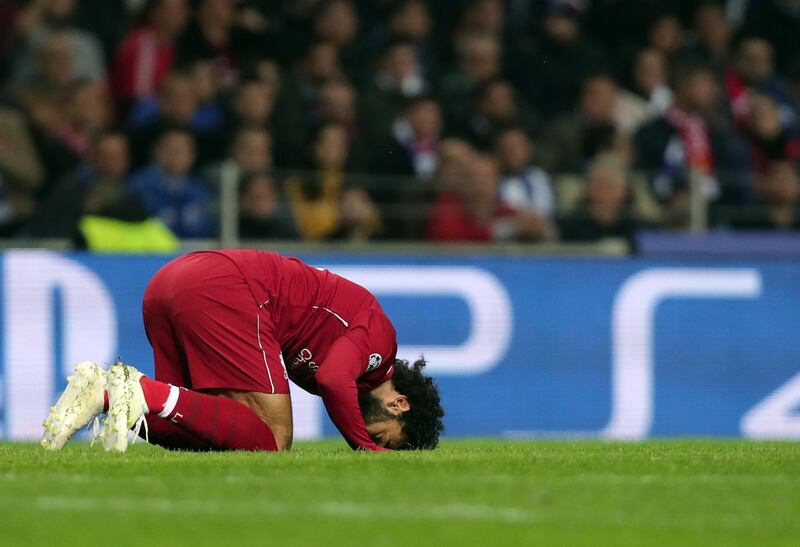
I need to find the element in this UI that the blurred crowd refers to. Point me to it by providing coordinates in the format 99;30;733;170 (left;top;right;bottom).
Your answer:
1;0;800;247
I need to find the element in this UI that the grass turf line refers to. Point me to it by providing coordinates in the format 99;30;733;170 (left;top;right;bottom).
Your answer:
0;439;798;547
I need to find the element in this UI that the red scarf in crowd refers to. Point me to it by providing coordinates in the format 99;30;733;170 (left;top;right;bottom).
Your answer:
665;105;715;174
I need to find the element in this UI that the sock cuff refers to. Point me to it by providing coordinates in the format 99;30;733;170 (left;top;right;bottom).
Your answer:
157;385;180;418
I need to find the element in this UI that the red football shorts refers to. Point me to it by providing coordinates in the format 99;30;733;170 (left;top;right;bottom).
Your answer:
142;252;289;394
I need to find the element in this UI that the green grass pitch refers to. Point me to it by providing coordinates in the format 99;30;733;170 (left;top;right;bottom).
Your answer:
1;439;798;546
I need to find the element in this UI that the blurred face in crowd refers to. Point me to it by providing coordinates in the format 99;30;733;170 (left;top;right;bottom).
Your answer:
46;0;76;21
313;124;349;169
495;129;532;174
155;131;195;178
304;42;341;82
694;4;731;56
649;14;683;57
234;80;275;125
587;162;628;208
479;81;516;121
634;48;667;96
738;38;774;85
466;155;499;205
582;76;618;123
192;61;220;103
436;139;474;191
254;60;281;90
340;188;379;236
462;0;505;35
314;0;358;47
760;161;800;205
150;0;190;38
544;14;579;45
749;93;782;139
459;34;500;81
92;135;130;180
198;0;235;29
159;73;199;122
240;174;279;220
389;0;432;41
407;99;442;142
232;129;272;173
383;43;418;83
39;34;74;87
677;69;719;113
69;81;111;131
318;80;356;125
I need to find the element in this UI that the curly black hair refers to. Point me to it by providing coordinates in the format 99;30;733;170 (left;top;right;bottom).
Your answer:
391;358;445;450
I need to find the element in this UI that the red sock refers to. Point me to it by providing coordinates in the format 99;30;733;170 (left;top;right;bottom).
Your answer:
160;388;278;451
138;416;213;451
139;376;171;413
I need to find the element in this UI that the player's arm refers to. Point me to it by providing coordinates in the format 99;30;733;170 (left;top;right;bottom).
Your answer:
314;336;388;452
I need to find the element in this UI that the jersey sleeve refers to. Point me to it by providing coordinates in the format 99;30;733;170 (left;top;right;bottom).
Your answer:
314;309;397;451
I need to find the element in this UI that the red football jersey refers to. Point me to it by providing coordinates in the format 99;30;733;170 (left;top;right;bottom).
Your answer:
212;250;397;450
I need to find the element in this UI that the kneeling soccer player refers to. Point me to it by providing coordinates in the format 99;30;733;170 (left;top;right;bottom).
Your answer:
42;250;444;452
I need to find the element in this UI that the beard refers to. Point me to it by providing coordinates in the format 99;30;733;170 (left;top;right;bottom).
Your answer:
358;392;395;425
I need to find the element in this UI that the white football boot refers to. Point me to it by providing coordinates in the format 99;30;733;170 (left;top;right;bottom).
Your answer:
41;361;107;450
101;362;149;453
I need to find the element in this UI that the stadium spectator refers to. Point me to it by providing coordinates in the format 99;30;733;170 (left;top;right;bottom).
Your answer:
385;0;436;76
10;0;105;87
454;78;535;151
28;130;148;239
494;126;555;240
687;2;734;72
12;32;89;185
513;1;607;117
731;160;800;230
559;153;639;243
237;172;299;239
58;81;114;160
427;154;542;242
285;123;378;241
110;0;190;107
453;0;505;38
129;128;214;238
434;138;476;195
228;77;275;132
438;32;502;125
128;69;222;168
2;0;800;243
538;74;646;174
0;103;44;235
634;62;748;208
129;59;225;134
203;126;273;193
726;36;799;132
647;13;685;62
276;40;343;165
632;48;673;115
312;0;362;80
228;127;272;176
742;92;800;179
13;31;79;98
0;2;21;78
332;187;382;241
375;95;442;179
177;0;247;90
360;39;430;144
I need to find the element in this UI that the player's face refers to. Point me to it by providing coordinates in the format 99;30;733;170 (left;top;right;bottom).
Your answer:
366;419;406;449
358;389;409;449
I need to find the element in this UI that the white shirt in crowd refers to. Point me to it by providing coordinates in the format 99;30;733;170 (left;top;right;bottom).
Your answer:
499;166;555;217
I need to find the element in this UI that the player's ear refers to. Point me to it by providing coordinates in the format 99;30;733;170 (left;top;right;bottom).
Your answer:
389;394;410;413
